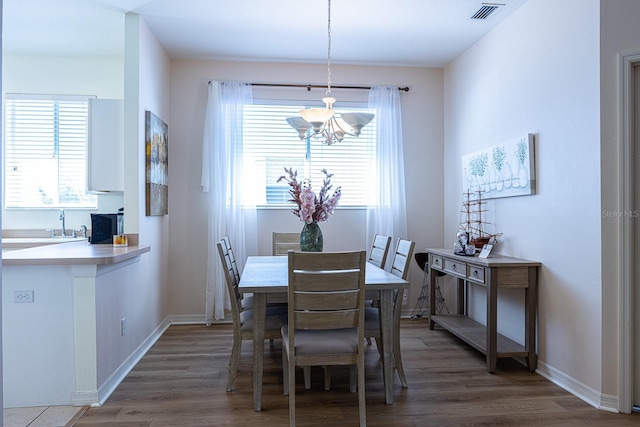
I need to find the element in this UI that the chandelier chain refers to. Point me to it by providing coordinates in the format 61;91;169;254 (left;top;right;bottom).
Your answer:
326;0;332;96
285;0;374;145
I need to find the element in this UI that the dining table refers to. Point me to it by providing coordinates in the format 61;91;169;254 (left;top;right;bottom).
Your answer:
239;255;409;412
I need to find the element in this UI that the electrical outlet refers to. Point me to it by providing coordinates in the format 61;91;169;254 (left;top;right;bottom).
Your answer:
402;292;408;306
14;290;34;303
121;318;127;336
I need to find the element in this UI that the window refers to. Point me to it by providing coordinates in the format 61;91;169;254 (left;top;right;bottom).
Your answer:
243;102;376;207
4;94;97;209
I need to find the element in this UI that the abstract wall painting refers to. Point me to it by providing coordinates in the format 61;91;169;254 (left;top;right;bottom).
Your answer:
462;134;535;200
145;111;169;216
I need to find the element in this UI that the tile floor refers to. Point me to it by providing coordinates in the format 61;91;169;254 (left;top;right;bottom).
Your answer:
3;405;87;427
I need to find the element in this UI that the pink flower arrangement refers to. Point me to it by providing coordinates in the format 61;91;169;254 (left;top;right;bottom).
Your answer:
277;167;341;224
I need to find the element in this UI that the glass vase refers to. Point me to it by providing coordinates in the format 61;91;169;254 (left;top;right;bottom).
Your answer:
300;221;323;252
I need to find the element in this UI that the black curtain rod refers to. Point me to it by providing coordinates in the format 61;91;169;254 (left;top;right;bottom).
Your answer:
208;81;409;92
252;83;409;92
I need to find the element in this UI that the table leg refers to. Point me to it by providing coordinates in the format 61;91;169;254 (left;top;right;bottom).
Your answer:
486;270;498;373
456;277;465;315
253;293;266;412
380;289;394;404
428;258;437;329
526;266;538;371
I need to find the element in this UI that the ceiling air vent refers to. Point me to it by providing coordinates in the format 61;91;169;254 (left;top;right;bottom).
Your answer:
470;3;503;20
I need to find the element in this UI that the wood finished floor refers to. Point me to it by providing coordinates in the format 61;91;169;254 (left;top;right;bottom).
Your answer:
75;321;639;426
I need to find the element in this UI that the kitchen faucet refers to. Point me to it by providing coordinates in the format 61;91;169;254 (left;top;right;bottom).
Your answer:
59;209;66;237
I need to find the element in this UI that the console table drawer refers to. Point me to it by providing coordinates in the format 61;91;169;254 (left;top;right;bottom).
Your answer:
431;255;444;270
444;259;466;278
467;265;485;284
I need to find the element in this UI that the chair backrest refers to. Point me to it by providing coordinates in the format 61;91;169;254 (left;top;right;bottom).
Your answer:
287;251;366;332
388;238;415;317
389;238;416;280
217;240;243;321
273;232;300;255
222;236;241;284
368;234;392;269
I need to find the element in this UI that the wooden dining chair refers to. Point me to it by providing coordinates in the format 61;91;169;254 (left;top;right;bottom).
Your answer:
363;234;392;344
282;250;367;427
364;238;415;388
221;236;258;310
272;232;300;255
217;240;288;392
367;234;392;269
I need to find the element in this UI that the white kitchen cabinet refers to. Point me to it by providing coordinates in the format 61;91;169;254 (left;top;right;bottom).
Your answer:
87;98;124;192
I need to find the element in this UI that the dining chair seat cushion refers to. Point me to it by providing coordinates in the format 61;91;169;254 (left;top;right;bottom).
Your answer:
364;307;381;331
281;326;358;355
242;295;254;309
240;307;288;335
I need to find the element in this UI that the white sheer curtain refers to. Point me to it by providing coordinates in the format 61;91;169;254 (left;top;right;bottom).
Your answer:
366;86;408;261
201;81;257;324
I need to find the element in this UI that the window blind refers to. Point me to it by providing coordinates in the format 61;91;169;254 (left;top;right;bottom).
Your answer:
243;103;376;207
4;94;97;208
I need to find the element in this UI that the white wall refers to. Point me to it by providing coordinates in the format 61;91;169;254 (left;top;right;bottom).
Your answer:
168;60;444;318
3;258;152;407
2;265;75;407
95;258;150;387
122;12;171;338
2;54;125;231
445;0;605;406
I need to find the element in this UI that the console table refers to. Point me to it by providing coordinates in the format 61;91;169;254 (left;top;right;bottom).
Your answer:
426;248;540;372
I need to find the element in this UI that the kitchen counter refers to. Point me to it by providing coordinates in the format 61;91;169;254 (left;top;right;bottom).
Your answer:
3;239;152;407
2;239;150;266
2;237;86;250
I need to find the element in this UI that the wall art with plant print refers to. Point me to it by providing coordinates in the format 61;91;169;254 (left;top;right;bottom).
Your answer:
462;134;535;200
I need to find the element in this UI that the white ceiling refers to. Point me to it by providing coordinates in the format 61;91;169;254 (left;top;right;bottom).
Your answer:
4;0;528;67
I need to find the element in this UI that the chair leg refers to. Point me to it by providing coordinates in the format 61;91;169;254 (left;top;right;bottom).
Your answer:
282;350;289;395
394;331;408;388
374;337;383;357
349;365;357;393
303;366;311;389
323;366;331;390
226;335;241;392
288;356;296;427
358;360;366;426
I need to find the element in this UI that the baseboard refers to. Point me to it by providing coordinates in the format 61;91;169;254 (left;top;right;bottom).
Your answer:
94;317;172;406
170;314;232;325
93;314;233;406
400;308;428;319
169;314;208;324
536;359;619;413
72;390;99;407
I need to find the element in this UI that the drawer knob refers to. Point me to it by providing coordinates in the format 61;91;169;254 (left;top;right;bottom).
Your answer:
452;265;457;271
473;270;478;276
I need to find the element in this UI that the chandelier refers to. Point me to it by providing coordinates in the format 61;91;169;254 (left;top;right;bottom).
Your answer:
286;0;374;145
